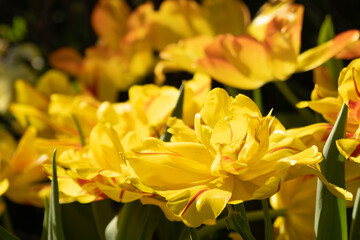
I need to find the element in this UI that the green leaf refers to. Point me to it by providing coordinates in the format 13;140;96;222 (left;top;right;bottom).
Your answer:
71;114;86;147
91;199;115;240
160;82;185;142
155;214;185;240
60;201;113;240
350;185;360;240
261;199;274;240
41;196;49;240
179;227;200;240
225;204;255;240
48;149;66;240
253;88;263;114
0;225;20;240
105;201;161;240
317;15;343;86
314;103;348;240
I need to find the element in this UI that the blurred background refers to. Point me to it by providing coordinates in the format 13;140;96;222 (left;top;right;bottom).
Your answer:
2;0;360;62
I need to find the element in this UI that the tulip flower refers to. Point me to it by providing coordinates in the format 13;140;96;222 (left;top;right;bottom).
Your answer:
197;1;360;89
0;127;50;207
48;75;210;204
125;88;346;227
50;0;249;100
155;1;360;89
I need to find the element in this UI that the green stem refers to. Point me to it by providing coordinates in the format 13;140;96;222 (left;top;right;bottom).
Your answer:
274;81;315;123
198;208;286;239
180;227;200;240
253;88;263;114
160;82;185;142
71;114;85;146
1;201;13;233
247;209;286;221
197;218;226;239
262;199;274;240
350;186;360;240
225;204;255;240
91;202;107;240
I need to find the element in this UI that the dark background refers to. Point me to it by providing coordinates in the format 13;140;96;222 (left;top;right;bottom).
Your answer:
1;0;360;59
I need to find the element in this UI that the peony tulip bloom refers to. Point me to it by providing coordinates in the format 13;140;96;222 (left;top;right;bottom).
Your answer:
125;88;344;227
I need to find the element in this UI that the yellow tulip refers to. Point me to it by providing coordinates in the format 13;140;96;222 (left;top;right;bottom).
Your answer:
125;88;333;227
270;122;360;240
270;175;317;240
10;70;75;137
155;1;360;88
0;127;50;207
50;0;155;101
197;1;360;89
136;0;249;51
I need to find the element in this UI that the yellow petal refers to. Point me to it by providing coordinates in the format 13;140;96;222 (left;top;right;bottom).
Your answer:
128;138;214;190
163;178;233;227
200;88;231;128
337;138;360;162
182;72;211;127
167;117;198;143
0;178;9;196
198;35;272;89
91;0;130;48
14;79;49;111
49;47;83;76
36;70;73;96
297;30;360;72
90;123;125;172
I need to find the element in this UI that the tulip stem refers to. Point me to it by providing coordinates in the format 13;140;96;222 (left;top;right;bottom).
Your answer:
197;208;286;239
247;208;286;221
273;81;315;123
262;199;274;240
0;200;13;233
71;113;85;146
253;88;264;114
350;185;360;240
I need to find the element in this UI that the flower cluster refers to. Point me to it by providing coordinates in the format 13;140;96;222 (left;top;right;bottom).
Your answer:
2;0;360;239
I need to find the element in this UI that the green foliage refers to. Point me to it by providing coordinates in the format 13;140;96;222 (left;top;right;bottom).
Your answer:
0;225;19;240
46;149;66;240
350;186;360;240
105;201;161;240
315;104;348;240
160;81;185;142
226;204;255;240
317;15;343;86
0;16;27;42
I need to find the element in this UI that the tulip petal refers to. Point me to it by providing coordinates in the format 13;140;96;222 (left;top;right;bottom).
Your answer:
297;30;360;72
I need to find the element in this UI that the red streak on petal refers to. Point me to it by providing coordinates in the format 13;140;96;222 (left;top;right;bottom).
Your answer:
352;67;360;98
77;179;90;187
194;81;211;96
111;177;117;185
302;174;316;182
350;143;360;158
346;175;360;184
276;182;281;193
268;146;300;154
180;189;210;217
119;189;125;202
89;66;99;97
143;95;157;113
222;155;234;163
228;123;233;142
315;85;323;99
